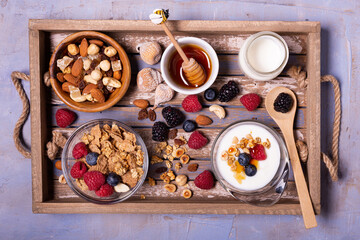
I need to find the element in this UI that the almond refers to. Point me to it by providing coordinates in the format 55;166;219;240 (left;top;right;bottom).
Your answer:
57;72;65;82
89;39;104;47
133;99;149;109
79;38;88;57
195;115;213;125
71;58;83;77
90;88;105;103
62;82;75;93
113;70;121;80
64;73;80;86
82;83;98;94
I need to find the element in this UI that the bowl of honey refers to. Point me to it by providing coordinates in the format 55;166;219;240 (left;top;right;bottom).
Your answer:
160;37;219;94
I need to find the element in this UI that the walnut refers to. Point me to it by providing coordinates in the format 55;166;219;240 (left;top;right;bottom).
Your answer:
175;162;182;172
151;155;163;164
148;177;156;186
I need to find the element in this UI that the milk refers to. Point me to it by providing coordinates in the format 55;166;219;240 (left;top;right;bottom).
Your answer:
246;35;286;73
216;124;281;191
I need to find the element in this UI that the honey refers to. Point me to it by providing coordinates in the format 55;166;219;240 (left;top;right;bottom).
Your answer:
168;44;211;88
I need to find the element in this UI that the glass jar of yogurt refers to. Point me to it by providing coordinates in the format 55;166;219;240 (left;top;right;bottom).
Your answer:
211;120;290;206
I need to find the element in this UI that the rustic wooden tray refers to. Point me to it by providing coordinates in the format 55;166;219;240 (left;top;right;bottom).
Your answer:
29;20;320;214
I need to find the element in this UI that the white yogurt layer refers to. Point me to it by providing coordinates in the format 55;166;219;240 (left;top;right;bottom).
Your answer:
216;124;280;191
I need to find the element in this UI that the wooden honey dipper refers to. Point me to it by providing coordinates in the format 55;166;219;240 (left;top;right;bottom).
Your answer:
150;9;207;87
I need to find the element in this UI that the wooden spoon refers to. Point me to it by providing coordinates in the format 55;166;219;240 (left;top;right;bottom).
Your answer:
160;23;207;87
265;87;317;229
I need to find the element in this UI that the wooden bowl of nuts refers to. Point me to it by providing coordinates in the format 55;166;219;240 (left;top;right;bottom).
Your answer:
49;31;131;112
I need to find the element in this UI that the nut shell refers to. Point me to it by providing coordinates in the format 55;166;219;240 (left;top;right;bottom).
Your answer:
137;41;162;65
137;68;163;93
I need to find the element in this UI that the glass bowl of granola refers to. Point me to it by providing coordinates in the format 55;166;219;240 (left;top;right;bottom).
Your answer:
61;119;148;204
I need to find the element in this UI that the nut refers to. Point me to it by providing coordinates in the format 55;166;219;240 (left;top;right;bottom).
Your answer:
221;151;229;161
67;43;79;55
165;160;172;169
90;88;105;103
58;174;66;184
114;183;130;193
111;60;122;71
180;154;190;164
173;148;185;158
91;69;102;81
83;59;92;71
63;66;71;74
133;99;149;109
164;183;177;193
62;82;75;93
232;136;239;144
175;162;182;172
89;39;104;47
99;60;111;71
57;56;73;72
69;85;87;102
57;72;65;82
102;77;121;88
71;58;83;77
84;75;98;84
175;174;187;186
140;195;146;200
104;46;117;57
82;83;98;94
168;129;178;139
85;93;93;101
79;38;89;57
151;155;163;164
148;177;156;186
113;70;121;80
182;189;192;199
187;163;198;172
64;73;80;86
87;43;100;55
174;138;185;147
209;105;226;119
195;115;213;125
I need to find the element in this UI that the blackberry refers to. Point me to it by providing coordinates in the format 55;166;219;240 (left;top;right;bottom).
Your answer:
218;81;239;102
152;122;169;142
162;106;185;127
273;92;294;113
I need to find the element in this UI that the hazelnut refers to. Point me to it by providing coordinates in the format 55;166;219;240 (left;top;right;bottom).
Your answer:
164;183;177;193
175;175;187;186
83;59;92;71
67;44;79;55
99;60;111;71
104;46;117;57
91;69;102;81
180;154;190;164
87;43;100;55
182;189;192;199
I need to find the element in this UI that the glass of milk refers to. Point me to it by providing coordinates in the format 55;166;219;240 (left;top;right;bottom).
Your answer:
239;31;289;81
211;120;290;206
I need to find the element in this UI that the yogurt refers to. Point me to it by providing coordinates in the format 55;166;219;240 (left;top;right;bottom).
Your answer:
216;124;280;191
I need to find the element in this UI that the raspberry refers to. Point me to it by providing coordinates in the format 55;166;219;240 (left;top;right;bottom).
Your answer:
70;161;87;179
95;183;114;197
194;170;214;189
72;142;88;159
55;108;76;128
188;131;208;149
162;106;185;127
152;121;169;142
182;95;202;112
218;81;239;102
250;144;267;160
83;171;106;191
240;93;261;111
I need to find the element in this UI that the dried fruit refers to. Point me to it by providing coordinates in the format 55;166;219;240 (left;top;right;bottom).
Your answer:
164;183;177;193
137;68;163;92
182;95;202;112
113;70;122;80
175;175;188;186
148;177;156;186
209;105;226;119
138;109;148;120
148;109;156;121
137;41;162;65
188;131;208;149
174;138;185;146
168;129;178;139
154;84;174;107
55;160;62;170
180;154;190;164
79;38;88;57
188;163;199;172
182;189;192;199
90;88;105;103
133;99;149;109
195;115;213;126
155;167;167;173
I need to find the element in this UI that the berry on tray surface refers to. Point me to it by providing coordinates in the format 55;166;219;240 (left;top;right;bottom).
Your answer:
55;108;76;128
183;120;197;132
204;88;217;101
83;171;106;191
86;152;99;166
273;92;294;113
95;183;114;197
106;172;120;186
240;93;261;111
70;161;87;179
162;106;185;127
188;131;208;149
250;144;267;160
182;95;202;112
194;170;214;189
218;81;239;102
152;121;169;142
72;142;88;159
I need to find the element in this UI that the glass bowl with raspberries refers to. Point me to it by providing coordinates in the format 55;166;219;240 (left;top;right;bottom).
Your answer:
61;119;149;204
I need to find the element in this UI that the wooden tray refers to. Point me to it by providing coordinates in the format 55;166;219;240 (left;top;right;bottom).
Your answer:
29;20;320;214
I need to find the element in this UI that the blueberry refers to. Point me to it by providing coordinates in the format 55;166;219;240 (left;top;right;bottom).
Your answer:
245;164;257;177
183;120;197;132
106;172;120;186
204;88;217;101
86;152;98;166
238;153;251;166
